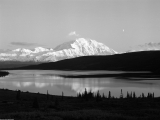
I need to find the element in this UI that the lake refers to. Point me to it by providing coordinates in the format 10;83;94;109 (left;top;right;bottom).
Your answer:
0;70;160;98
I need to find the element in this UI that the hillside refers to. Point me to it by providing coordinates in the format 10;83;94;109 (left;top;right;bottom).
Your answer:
0;61;41;70
16;51;160;72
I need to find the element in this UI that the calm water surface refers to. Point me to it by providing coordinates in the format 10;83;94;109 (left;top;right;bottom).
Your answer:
0;70;160;97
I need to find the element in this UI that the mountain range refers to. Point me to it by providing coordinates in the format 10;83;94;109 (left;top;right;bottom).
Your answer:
0;38;116;62
127;42;160;52
1;38;160;63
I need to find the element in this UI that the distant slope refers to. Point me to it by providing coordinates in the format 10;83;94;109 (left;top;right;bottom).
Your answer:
126;42;160;52
16;51;160;72
0;61;41;70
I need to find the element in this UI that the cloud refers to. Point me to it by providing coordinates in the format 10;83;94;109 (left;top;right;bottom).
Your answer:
11;42;37;46
68;31;79;37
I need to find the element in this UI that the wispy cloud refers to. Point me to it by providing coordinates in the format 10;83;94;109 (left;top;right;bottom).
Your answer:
68;31;79;37
11;42;37;46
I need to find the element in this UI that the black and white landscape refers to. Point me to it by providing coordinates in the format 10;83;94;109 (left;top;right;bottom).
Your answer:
1;0;160;119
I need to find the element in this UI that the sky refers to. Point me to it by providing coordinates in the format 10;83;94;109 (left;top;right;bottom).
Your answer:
0;0;160;52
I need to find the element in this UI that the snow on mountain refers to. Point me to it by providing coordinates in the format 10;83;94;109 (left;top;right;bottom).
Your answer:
127;42;160;52
0;38;117;62
12;48;33;57
13;48;31;52
34;38;117;62
33;47;50;53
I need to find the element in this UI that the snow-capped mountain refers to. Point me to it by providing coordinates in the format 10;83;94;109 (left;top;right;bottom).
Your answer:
127;42;160;52
0;38;117;62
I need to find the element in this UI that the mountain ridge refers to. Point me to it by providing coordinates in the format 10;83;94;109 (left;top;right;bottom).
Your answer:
14;50;160;72
126;42;160;52
0;38;117;62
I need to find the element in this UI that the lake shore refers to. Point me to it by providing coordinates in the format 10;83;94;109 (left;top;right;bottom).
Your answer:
59;71;160;80
0;70;9;77
0;88;160;120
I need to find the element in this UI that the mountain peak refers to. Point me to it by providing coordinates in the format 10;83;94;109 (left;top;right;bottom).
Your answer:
0;38;117;62
13;48;32;53
54;38;117;55
33;47;49;53
70;38;116;55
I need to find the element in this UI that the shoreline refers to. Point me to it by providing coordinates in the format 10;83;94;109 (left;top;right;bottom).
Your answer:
0;70;9;77
1;68;160;119
0;88;160;119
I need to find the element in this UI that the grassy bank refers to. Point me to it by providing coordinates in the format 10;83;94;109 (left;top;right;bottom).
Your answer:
0;88;160;120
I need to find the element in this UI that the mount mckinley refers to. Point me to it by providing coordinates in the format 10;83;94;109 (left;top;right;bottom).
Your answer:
0;38;117;62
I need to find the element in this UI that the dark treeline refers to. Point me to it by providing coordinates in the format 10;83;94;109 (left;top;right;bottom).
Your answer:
12;88;157;111
1;88;160;119
77;88;155;100
0;70;9;77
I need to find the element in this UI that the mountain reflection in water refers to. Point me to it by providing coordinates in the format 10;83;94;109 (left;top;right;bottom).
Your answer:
0;70;160;97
